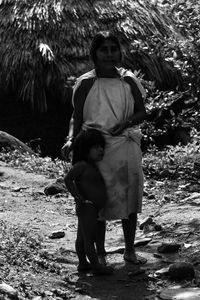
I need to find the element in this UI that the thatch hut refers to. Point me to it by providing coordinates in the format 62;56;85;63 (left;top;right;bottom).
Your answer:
0;0;181;157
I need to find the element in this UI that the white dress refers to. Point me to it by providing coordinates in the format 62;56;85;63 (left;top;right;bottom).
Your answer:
73;68;145;220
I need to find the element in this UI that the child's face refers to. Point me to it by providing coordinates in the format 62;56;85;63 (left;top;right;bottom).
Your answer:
88;144;104;162
95;39;121;69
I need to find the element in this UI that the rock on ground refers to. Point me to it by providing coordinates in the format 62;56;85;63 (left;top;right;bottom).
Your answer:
0;130;34;154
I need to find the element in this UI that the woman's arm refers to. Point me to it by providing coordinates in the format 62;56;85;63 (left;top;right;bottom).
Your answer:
125;76;146;125
61;78;94;159
73;78;96;136
110;77;146;136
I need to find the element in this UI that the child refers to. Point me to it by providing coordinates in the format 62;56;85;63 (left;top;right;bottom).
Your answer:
64;129;113;275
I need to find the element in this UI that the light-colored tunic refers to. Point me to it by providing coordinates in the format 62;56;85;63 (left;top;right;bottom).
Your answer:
73;68;145;220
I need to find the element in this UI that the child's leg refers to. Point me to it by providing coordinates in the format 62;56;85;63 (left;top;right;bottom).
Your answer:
76;219;91;271
95;220;107;265
80;204;113;275
95;220;106;256
79;205;99;267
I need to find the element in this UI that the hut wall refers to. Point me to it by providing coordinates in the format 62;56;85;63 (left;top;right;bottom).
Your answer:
0;92;73;158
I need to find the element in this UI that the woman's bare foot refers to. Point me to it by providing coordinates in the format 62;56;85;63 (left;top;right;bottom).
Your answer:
124;250;147;265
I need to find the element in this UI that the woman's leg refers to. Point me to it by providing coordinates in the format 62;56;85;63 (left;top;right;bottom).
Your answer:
122;213;138;263
122;213;137;252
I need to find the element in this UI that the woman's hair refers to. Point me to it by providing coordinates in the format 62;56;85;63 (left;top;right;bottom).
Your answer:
72;129;105;164
90;31;122;65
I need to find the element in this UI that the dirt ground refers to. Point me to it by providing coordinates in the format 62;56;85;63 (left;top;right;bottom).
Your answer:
1;160;200;300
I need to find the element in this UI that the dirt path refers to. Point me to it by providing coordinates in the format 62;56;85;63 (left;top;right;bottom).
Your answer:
1;161;200;300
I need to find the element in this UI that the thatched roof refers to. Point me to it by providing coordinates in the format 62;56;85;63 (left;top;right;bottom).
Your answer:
0;0;177;111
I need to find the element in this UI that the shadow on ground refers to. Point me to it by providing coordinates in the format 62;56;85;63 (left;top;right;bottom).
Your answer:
74;261;151;300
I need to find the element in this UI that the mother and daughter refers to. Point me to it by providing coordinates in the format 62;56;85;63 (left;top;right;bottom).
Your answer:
62;30;146;275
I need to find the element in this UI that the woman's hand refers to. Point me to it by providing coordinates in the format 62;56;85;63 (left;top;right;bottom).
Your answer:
61;140;73;161
109;121;127;136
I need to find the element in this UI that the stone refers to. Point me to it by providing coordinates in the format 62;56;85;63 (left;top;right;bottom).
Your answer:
182;192;200;203
0;281;18;299
73;296;98;300
0;255;6;265
143;223;162;232
168;262;195;279
49;231;65;239
155;267;169;277
159;169;171;178
183;243;192;249
106;246;124;254
143;189;148;196
154;224;162;231
44;176;67;195
134;238;152;247
157;243;181;253
44;290;53;296
44;182;67;195
159;287;200;300
139;217;153;230
0;130;34;154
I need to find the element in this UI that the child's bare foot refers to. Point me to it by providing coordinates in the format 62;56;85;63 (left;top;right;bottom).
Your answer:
92;264;114;276
77;262;92;273
98;255;107;266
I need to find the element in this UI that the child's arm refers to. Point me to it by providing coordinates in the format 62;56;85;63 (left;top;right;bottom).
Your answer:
64;162;86;205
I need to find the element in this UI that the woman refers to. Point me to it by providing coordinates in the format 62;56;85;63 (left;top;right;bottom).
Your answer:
62;31;146;265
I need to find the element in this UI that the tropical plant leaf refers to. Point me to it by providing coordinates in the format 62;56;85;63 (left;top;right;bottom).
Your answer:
0;0;180;111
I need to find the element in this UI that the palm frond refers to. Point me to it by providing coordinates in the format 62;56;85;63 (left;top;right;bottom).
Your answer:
0;0;179;111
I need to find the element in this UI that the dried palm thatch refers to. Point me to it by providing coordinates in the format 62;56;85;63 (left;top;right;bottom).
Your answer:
0;0;177;112
124;49;183;90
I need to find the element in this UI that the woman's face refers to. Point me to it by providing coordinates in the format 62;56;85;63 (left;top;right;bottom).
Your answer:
95;39;121;69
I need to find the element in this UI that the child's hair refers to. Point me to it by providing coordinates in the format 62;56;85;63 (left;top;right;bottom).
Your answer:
72;129;105;164
90;31;123;65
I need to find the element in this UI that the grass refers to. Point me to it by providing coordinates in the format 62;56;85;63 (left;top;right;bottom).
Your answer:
0;149;70;178
0;135;200;182
143;137;200;181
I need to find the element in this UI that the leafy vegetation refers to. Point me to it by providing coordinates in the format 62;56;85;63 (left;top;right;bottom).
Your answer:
0;220;73;299
1;132;200;298
0;0;200;151
0;149;70;178
1;128;200;184
0;0;178;111
123;1;200;147
1;3;200;295
143;136;200;181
